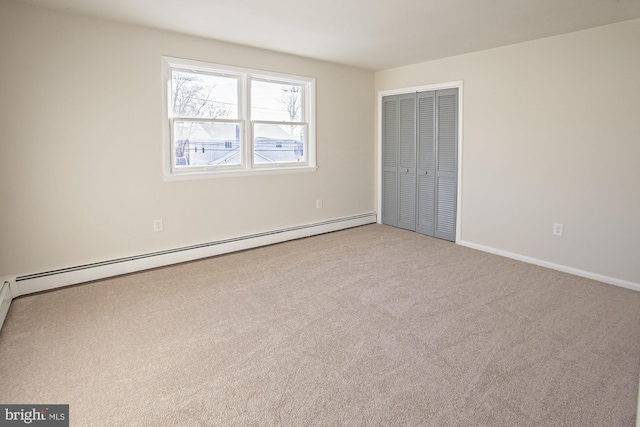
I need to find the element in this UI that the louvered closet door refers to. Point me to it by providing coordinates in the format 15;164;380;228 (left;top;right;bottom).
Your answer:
434;89;458;241
416;92;435;236
382;89;457;241
381;96;399;227
397;94;417;231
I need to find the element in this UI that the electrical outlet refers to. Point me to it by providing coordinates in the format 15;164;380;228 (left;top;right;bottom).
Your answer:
153;219;163;232
316;199;323;209
553;223;563;237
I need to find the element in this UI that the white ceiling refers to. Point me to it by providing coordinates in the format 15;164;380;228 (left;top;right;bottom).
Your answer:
15;0;640;70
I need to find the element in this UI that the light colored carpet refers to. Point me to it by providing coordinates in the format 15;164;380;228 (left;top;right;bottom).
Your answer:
1;224;639;426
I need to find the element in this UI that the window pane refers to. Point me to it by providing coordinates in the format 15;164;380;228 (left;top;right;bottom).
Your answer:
172;71;238;119
174;121;241;167
253;124;305;164
251;80;303;122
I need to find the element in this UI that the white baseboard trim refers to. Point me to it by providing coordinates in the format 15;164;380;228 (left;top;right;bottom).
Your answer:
10;213;377;299
459;240;640;292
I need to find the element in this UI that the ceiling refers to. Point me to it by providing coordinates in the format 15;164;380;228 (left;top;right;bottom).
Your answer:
14;0;640;70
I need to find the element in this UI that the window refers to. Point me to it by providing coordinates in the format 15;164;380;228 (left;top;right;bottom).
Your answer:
162;57;316;179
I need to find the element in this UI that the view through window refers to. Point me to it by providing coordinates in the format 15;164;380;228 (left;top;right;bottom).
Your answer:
163;57;315;178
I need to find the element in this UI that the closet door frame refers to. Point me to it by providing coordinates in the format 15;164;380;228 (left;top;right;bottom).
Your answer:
377;81;463;243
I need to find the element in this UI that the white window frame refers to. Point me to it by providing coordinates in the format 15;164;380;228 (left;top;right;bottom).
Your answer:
162;56;316;180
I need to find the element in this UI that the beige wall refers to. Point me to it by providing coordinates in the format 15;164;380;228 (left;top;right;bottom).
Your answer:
376;20;640;285
0;1;375;277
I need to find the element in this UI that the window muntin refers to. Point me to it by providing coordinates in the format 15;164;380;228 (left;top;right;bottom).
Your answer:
163;57;315;178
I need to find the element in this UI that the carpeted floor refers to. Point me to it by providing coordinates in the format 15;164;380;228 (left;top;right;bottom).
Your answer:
1;224;639;426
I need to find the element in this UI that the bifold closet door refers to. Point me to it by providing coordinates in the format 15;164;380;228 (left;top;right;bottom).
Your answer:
382;93;417;231
382;89;457;241
415;89;458;241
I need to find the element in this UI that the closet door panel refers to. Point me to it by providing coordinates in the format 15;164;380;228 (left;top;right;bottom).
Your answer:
398;94;416;231
434;89;458;241
381;96;399;226
416;92;435;236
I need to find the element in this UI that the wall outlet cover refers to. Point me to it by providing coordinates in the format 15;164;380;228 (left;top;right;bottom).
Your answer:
553;223;563;236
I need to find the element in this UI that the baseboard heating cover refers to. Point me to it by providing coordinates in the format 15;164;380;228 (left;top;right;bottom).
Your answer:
0;280;11;329
11;213;377;299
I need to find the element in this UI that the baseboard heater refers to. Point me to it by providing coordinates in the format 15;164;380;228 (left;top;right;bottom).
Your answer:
0;281;11;330
11;213;377;299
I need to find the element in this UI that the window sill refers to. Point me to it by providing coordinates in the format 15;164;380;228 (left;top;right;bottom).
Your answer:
162;165;318;182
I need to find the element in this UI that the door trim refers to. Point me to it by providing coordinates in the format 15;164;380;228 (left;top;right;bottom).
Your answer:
377;81;464;243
